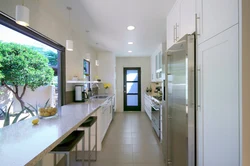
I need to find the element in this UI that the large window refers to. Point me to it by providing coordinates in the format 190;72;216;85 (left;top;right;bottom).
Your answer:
0;13;65;128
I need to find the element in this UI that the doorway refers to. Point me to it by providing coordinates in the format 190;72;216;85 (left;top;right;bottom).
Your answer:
123;68;141;111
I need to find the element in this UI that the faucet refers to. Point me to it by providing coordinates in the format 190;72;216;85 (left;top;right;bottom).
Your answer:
91;82;100;97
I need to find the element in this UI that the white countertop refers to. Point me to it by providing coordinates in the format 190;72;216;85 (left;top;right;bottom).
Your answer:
66;80;102;84
145;93;162;104
0;95;114;166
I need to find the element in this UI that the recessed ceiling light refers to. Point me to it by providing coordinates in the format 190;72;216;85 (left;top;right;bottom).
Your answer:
128;42;133;45
128;51;132;53
127;26;135;31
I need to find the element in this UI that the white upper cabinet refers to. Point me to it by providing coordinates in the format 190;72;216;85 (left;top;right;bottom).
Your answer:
151;43;165;82
196;0;238;44
151;54;156;81
180;0;196;37
167;0;195;49
167;1;180;49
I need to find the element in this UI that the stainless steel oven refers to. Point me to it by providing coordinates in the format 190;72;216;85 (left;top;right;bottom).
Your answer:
151;101;161;139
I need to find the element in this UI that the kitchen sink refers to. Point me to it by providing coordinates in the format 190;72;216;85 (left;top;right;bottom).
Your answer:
93;95;108;99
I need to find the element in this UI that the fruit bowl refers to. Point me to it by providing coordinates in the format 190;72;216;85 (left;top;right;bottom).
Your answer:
38;107;58;119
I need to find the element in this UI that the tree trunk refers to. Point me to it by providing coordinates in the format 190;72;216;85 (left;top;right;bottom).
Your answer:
3;83;27;111
15;94;25;110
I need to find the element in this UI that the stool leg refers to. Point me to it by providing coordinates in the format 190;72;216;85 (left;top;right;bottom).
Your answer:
82;135;85;166
95;120;97;161
88;127;91;166
66;152;70;166
54;154;56;166
75;145;78;161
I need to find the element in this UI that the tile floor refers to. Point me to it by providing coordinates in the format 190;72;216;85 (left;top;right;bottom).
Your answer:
60;112;165;166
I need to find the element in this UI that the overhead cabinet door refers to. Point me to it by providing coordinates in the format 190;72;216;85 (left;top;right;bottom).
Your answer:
167;1;180;49
196;0;238;44
167;0;195;49
197;25;239;166
151;54;156;81
179;0;195;37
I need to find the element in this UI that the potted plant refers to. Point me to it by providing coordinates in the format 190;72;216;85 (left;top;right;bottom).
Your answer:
149;85;152;92
103;83;111;94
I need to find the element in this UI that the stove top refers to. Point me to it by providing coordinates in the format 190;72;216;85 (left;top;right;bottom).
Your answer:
153;96;162;101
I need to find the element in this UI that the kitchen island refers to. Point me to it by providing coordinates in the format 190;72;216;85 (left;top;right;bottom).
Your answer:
0;95;114;166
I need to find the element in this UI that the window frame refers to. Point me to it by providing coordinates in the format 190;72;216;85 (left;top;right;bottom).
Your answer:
0;12;66;106
83;59;91;89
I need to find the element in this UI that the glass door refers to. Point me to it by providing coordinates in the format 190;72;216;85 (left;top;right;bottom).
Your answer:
123;68;141;111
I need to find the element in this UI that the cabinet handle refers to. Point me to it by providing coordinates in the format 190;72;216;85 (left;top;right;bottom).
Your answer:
173;25;176;42
176;23;179;41
195;14;200;36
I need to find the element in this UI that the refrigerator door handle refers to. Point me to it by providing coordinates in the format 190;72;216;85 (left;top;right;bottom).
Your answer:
197;66;201;111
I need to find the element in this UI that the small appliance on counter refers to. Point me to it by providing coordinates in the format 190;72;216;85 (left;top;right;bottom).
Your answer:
74;85;88;102
75;85;83;102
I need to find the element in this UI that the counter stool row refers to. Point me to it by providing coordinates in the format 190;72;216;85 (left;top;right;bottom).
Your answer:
50;116;97;166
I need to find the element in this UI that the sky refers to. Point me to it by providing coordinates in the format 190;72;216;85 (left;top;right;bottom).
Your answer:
0;24;57;53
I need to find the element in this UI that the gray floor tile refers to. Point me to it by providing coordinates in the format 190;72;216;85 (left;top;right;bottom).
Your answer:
58;112;166;166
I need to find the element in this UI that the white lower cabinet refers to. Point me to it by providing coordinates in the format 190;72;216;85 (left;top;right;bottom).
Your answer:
197;25;239;166
100;99;112;142
144;94;152;120
77;97;113;152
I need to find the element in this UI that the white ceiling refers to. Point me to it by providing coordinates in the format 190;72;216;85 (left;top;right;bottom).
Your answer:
41;0;176;56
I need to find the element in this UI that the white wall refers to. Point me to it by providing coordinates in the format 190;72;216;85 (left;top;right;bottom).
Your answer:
116;57;151;112
12;86;55;112
97;51;116;95
0;0;98;92
241;0;250;165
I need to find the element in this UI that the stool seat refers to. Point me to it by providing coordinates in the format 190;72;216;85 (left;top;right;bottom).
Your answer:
80;116;97;128
52;131;85;152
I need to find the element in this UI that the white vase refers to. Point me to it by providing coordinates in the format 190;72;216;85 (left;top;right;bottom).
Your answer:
105;89;108;94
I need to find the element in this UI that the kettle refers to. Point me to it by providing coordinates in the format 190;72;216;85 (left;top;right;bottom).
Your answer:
82;90;88;101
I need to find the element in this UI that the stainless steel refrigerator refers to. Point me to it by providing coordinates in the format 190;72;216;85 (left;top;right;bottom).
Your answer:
162;34;196;166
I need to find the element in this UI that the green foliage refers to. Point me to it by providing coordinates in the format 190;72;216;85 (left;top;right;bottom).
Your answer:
0;42;54;91
28;46;58;67
3;101;12;127
44;98;50;108
0;54;3;79
25;103;38;116
2;101;36;127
